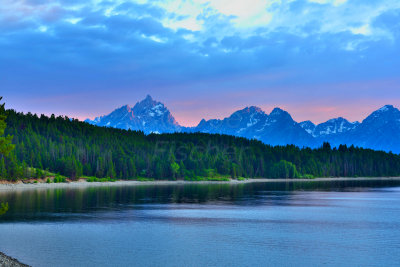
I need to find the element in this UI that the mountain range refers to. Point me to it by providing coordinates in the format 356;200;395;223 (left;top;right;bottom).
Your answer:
85;95;400;153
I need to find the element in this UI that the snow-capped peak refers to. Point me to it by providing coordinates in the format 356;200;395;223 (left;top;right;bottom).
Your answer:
300;120;316;127
247;106;264;113
363;104;400;125
299;117;360;138
268;108;293;123
326;117;345;123
299;121;316;135
84;95;180;133
378;105;394;112
270;107;285;116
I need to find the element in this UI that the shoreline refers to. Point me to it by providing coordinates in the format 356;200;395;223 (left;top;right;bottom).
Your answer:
1;177;400;192
0;252;30;267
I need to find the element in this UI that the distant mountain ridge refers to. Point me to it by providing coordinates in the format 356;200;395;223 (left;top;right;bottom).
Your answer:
85;96;400;153
299;118;360;138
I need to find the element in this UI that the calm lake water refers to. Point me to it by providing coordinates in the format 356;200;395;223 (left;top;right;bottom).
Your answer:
1;179;400;267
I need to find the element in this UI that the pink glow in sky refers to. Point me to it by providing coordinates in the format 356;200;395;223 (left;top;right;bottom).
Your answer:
1;0;400;126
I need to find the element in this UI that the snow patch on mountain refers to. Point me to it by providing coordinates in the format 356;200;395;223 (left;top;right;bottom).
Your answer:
85;95;180;134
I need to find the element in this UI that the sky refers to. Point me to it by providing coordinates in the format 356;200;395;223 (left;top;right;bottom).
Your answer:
1;0;400;126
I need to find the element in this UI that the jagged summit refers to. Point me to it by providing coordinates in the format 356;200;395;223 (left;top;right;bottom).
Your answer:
378;105;395;112
312;117;359;137
299;120;315;127
269;107;293;121
270;107;285;115
85;95;180;134
243;106;264;113
363;104;400;124
299;121;316;135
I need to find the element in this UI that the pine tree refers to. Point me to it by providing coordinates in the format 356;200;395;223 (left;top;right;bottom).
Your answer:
22;161;28;179
0;157;6;178
0;97;14;157
128;159;136;178
106;160;116;179
170;162;180;179
0;202;8;216
179;161;186;178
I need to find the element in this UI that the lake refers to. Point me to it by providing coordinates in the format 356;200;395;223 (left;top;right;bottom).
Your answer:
1;179;400;267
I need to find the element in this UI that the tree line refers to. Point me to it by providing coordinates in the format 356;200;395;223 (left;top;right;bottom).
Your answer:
1;104;400;181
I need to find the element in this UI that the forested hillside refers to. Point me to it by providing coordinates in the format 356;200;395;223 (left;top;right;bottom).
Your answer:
1;108;400;181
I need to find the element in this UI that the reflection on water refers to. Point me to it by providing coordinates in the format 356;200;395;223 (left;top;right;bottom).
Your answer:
2;179;400;222
1;179;400;267
0;202;8;215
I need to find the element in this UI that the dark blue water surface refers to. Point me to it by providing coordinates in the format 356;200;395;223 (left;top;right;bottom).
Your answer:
1;179;400;267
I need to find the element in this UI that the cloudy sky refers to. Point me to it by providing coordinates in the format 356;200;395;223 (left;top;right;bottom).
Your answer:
1;0;400;126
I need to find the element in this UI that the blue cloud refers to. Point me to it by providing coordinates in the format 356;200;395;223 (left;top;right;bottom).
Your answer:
1;0;400;124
